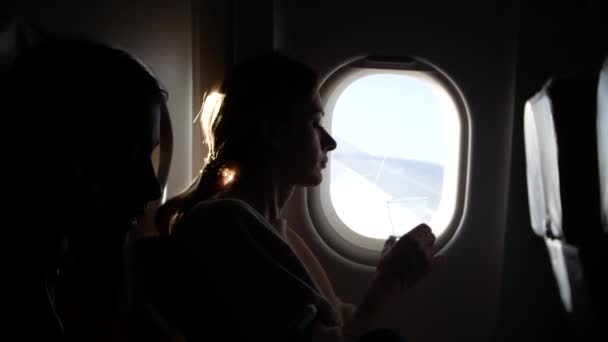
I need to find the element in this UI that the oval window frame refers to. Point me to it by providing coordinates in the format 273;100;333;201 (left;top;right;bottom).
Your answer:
307;56;470;266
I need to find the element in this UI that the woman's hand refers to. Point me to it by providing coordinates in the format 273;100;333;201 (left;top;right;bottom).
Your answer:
341;224;440;339
376;223;438;290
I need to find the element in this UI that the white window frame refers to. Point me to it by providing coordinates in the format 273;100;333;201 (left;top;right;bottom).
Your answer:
307;56;470;265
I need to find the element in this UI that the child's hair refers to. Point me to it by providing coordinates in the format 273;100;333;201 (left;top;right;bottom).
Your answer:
6;36;168;233
8;37;167;148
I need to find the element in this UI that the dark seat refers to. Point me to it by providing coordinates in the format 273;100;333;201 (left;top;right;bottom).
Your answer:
127;236;186;341
128;233;323;341
523;60;607;339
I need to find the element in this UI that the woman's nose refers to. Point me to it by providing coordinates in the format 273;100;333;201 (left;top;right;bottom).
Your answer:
322;128;337;152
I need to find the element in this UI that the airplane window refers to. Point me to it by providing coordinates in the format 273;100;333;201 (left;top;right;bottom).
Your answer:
311;58;468;257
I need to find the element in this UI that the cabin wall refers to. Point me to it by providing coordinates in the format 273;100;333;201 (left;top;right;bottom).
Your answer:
192;0;274;176
272;1;519;341
5;0;194;197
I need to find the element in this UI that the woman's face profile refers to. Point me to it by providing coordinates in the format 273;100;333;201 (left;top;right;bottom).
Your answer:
277;92;337;186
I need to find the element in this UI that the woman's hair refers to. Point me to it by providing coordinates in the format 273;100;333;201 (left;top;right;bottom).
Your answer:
156;52;318;235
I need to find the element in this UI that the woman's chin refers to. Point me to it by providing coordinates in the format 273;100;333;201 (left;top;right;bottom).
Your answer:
289;167;324;187
303;172;323;186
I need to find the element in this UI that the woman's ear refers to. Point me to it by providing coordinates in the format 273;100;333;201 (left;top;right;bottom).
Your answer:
260;117;284;152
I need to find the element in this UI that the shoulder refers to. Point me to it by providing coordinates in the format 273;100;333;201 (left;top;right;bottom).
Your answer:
171;198;261;240
193;197;251;213
181;198;255;225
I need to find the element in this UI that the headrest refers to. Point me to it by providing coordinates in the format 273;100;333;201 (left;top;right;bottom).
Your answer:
524;72;603;245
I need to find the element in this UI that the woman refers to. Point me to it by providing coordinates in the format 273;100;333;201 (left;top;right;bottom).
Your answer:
155;52;437;341
7;37;166;341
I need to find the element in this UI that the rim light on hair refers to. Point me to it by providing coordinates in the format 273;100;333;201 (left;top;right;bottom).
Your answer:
196;90;225;162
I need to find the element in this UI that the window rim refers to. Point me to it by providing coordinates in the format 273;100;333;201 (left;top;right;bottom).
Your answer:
307;55;470;266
